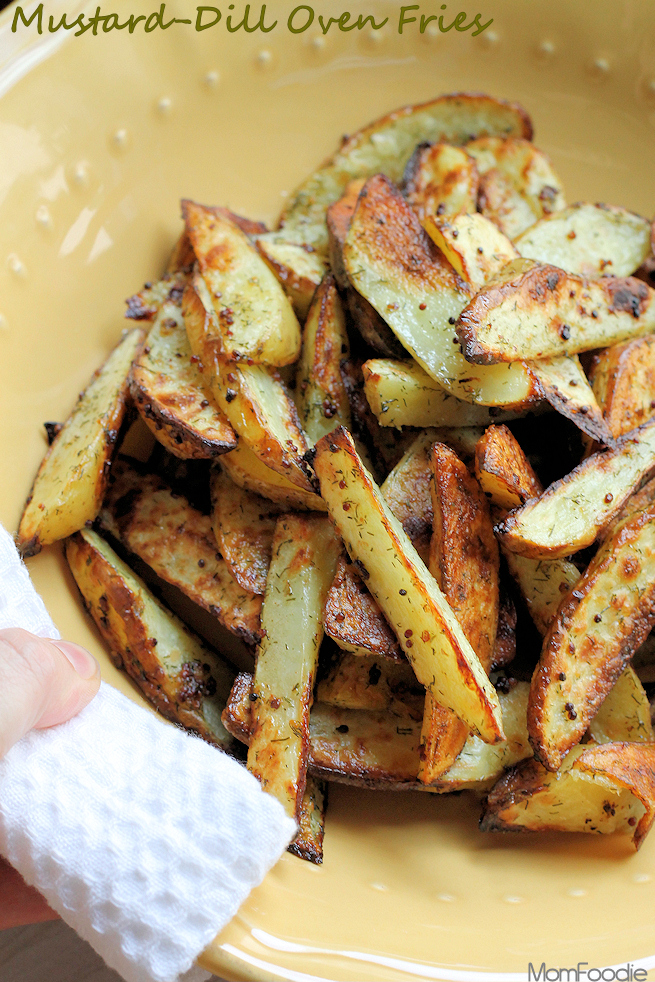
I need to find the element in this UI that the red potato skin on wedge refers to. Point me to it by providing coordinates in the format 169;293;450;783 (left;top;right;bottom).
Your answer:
528;497;655;771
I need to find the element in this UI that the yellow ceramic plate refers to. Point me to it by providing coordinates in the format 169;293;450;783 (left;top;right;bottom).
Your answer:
2;2;655;979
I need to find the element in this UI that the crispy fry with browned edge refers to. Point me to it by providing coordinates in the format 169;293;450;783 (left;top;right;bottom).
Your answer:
587;666;654;745
313;426;504;743
323;554;402;661
254;235;326;321
224;672;530;792
327;180;405;358
419;444;499;782
210;467;281;595
219;444;326;512
402;142;479;220
475;424;541;509
296;274;351;445
277;93;532;260
129;272;237;459
66;528;236;751
288;777;327;864
362;359;518;429
100;462;262;645
481;743;655;849
316;650;419;710
182;200;300;366
496;416;655;559
247;514;340;821
528;493;655;771
587;336;655;449
183;277;315;494
17;328;144;558
515;203;651;278
424;213;610;443
343;175;542;408
458;259;655;365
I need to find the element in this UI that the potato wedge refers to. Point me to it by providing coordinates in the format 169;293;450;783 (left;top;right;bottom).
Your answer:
323;554;402;661
515;203;651;278
474;424;580;634
66;528;236;750
497;416;655;559
458;259;655;365
166;232;196;274
493;588;517;670
247;514;340;821
326;181;406;358
528;494;655;771
100;462;262;645
225;672;530;791
288;777;327;864
210;467;281;595
278;93;532;259
362;359;519;429
587;666;654;745
129;274;237;459
587;336;655;444
480;744;654;848
219;444;326;512
419;443;499;782
254;233;326;321
343;175;542;407
183;277;313;493
424;214;609;442
125;276;184;321
17;328;143;557
313;426;504;743
402;142;478;220
316;650;419;710
466;136;565;239
296;274;351;445
182;200;300;366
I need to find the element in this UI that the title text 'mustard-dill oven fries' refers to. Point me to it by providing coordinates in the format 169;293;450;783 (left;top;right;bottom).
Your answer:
17;92;655;862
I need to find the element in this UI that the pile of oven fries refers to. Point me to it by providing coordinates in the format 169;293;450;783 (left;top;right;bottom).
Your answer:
18;93;655;862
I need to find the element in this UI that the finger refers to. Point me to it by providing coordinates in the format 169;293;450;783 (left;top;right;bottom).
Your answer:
0;628;100;759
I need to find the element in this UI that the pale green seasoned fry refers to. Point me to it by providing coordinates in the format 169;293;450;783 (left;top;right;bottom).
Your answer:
247;514;340;820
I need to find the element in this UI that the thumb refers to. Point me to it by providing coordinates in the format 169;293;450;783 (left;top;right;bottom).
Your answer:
0;627;100;759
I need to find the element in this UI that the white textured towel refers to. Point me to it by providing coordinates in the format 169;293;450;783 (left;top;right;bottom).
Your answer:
0;525;297;982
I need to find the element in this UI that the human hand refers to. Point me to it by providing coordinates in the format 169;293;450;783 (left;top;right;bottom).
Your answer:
0;627;100;930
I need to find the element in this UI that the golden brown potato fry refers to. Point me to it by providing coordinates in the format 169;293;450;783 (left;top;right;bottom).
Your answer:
492;587;517;670
480;743;655;848
402;142;479;220
125;276;182;321
323;555;402;661
587;336;655;445
166;232;196;274
458;259;655;365
247;514;340;821
343;175;542;408
129;274;237;459
466;136;565;240
526;355;612;446
419;444;499;782
475;425;580;635
184;277;314;493
587;666;653;745
219;444;326;512
288;777;327;865
66;528;236;750
497;416;655;559
17;328;144;558
313;426;504;744
100;462;262;645
316;650;419;710
210;467;281;595
529;494;655;771
225;672;530;792
182;200;300;366
278;93;532;260
362;359;519;429
515;203;651;278
255;234;326;321
327;181;406;359
296;274;351;445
